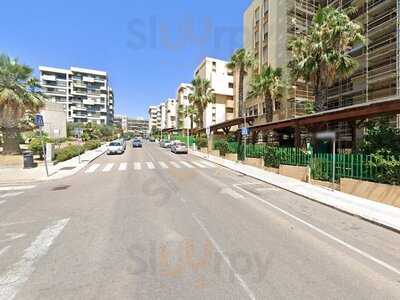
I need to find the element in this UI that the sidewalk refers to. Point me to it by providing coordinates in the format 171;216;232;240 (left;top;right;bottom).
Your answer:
0;145;107;185
190;150;400;232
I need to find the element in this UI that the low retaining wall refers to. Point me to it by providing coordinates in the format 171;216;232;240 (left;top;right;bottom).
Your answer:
279;165;309;182
225;153;238;161
244;158;264;168
210;150;220;157
200;147;208;154
340;178;400;208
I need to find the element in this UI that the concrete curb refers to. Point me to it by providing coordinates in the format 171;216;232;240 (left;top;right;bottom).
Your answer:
190;150;400;232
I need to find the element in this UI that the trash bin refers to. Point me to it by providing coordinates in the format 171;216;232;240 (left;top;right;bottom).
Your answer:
23;151;34;169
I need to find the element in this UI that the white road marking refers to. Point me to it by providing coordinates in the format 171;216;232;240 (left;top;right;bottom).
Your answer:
0;218;69;300
134;162;142;170
0;246;10;257
0;233;26;243
102;163;114;172
146;162;155;169
180;161;194;168
0;192;24;199
0;186;35;192
234;184;400;277
191;162;207;168
255;187;280;192
199;161;216;168
169;161;181;169
85;164;100;173
192;214;256;300
159;162;169;169
118;162;128;171
220;188;245;199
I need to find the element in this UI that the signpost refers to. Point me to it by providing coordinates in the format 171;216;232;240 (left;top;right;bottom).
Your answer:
241;127;249;161
316;131;336;190
74;127;83;164
34;113;49;177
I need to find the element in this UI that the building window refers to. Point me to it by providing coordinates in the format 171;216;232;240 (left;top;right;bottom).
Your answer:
226;107;234;113
229;83;234;88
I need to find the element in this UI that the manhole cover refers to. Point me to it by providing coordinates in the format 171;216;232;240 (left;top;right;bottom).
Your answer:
59;167;76;171
51;185;70;191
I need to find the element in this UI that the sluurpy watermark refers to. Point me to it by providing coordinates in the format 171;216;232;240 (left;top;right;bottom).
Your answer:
127;16;242;52
127;239;273;286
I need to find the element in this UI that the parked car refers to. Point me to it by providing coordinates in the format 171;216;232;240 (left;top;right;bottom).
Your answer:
149;137;156;142
132;139;142;148
107;141;125;155
160;140;171;148
171;142;188;154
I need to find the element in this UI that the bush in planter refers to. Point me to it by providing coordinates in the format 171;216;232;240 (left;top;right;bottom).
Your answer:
369;153;400;185
84;140;101;151
264;146;280;168
196;137;208;149
28;135;51;159
55;145;85;162
214;140;229;156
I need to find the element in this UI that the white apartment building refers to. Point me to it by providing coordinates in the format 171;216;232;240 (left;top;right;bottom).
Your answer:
39;66;115;125
165;98;177;129
194;57;234;129
114;115;148;137
159;102;167;130
176;83;193;130
148;105;160;133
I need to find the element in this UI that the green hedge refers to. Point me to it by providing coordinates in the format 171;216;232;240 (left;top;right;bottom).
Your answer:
55;145;85;162
214;140;229;156
84;140;101;151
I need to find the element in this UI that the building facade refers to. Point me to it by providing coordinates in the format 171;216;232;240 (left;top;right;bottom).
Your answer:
176;83;193;130
39;66;115;125
243;0;400;146
194;57;234;129
114;115;149;137
148;105;160;133
40;102;67;139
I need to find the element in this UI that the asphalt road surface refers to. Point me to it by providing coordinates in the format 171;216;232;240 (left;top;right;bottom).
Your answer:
1;142;400;299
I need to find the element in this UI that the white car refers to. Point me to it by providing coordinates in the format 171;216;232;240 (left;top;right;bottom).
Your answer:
107;141;125;155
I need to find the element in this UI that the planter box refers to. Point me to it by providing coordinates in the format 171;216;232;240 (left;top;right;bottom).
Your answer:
264;167;279;174
200;147;208;154
225;153;238;161
210;150;220;157
244;158;264;169
279;165;309;182
340;178;400;208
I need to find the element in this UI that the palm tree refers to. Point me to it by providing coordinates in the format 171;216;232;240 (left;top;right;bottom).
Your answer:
188;77;216;129
227;49;255;117
288;6;365;112
185;104;197;131
0;54;45;154
248;66;285;123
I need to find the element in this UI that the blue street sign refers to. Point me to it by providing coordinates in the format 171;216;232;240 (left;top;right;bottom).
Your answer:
241;127;249;136
34;113;44;128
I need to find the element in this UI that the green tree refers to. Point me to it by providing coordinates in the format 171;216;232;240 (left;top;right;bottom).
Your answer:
188;77;216;129
0;54;45;154
248;66;285;123
288;6;365;112
227;49;255;117
185;104;198;131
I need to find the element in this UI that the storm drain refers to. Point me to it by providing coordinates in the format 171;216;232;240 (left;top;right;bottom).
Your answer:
51;185;71;191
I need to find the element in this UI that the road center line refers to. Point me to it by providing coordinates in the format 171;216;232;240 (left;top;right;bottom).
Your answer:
234;184;400;276
0;192;24;199
192;214;256;300
0;218;70;300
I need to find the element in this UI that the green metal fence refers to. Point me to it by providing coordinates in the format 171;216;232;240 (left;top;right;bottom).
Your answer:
171;135;196;146
224;143;398;183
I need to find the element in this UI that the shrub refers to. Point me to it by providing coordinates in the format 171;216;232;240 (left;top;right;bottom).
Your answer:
369;154;400;185
196;137;208;149
29;136;51;158
214;140;229;156
55;145;85;162
264;146;280;168
84;140;101;151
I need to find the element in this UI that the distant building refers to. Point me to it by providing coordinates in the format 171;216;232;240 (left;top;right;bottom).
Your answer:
39;66;115;125
148;105;160;133
40;102;67;139
114;115;148;137
176;83;193;130
194;57;234;129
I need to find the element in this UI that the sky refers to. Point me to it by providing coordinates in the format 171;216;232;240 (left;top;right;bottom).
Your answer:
0;0;252;119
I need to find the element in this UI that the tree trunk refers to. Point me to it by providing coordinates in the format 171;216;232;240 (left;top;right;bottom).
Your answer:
2;127;21;155
239;67;245;118
265;95;273;123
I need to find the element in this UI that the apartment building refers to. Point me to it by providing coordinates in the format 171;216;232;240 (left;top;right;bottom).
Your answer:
164;98;177;129
176;83;193;130
39;66;114;125
148;105;160;133
194;57;234;128
114;115;149;137
244;0;400;145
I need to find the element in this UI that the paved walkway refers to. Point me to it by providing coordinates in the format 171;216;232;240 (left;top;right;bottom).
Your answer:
0;145;107;185
190;150;400;232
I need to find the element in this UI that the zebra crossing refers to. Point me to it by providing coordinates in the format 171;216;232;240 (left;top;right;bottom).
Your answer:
84;160;216;174
0;185;36;206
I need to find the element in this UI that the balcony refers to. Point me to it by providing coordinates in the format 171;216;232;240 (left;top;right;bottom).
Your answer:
82;76;95;83
42;75;57;81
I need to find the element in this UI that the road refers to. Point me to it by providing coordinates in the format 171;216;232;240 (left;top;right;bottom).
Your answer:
1;142;400;299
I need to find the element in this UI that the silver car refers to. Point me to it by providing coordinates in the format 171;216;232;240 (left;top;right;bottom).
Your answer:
171;142;188;154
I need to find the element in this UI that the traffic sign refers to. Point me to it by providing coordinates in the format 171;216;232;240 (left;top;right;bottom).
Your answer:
206;126;211;136
241;127;249;136
34;113;44;128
